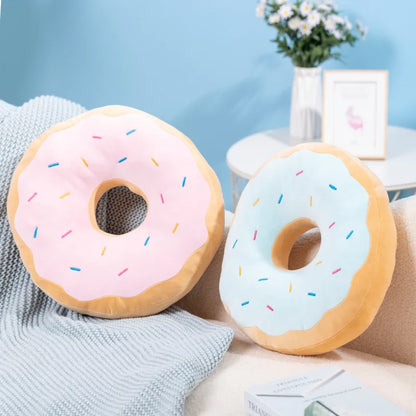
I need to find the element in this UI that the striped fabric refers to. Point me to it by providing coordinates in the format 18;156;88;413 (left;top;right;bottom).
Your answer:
0;96;233;415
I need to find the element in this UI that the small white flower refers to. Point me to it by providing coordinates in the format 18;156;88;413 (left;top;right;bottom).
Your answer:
324;16;336;31
308;10;321;27
275;0;287;4
343;16;352;31
318;3;331;12
357;20;368;39
256;4;266;18
299;20;312;36
332;29;343;39
329;14;343;24
279;4;294;19
300;1;312;16
268;13;281;24
288;17;301;30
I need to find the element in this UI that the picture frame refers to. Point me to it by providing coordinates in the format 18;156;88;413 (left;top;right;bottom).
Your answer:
322;70;389;160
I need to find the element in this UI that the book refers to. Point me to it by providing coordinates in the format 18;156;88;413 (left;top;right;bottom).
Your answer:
244;366;410;416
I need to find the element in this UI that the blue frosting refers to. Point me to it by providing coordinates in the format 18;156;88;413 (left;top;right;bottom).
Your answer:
220;150;370;336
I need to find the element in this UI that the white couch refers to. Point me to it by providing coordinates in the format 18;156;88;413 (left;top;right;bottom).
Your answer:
180;196;416;415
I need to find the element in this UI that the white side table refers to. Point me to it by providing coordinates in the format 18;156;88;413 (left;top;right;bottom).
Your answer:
227;126;416;210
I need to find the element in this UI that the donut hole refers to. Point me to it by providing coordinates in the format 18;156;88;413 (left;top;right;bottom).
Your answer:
272;218;321;271
94;182;148;235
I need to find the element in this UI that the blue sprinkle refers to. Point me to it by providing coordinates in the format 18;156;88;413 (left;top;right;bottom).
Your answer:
308;292;316;297
48;163;59;168
144;236;150;246
329;184;337;190
241;301;250;306
258;278;268;282
126;129;136;136
70;267;81;272
346;230;354;240
33;226;38;239
278;194;283;204
182;177;187;187
232;239;238;249
118;157;127;163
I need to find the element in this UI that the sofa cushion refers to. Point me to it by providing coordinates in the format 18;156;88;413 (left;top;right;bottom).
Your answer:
185;323;416;415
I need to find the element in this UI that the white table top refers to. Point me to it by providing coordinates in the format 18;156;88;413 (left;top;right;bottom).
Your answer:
227;126;416;192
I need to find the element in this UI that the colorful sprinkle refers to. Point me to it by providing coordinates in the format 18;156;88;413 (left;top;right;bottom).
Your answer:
151;158;159;167
329;222;336;229
118;157;127;163
239;266;242;276
92;135;102;139
253;198;260;207
59;192;70;199
160;193;165;204
172;223;179;234
310;196;313;207
27;192;37;202
182;177;187;187
346;230;354;240
61;230;72;239
33;226;38;239
329;184;337;190
308;292;316;297
70;267;81;272
118;268;128;277
289;283;293;293
332;268;341;275
126;129;136;136
253;230;258;240
144;236;150;246
232;239;238;249
278;194;283;204
267;305;274;311
48;163;59;168
241;301;250;306
316;261;323;266
101;246;107;256
296;170;304;176
258;278;268;282
81;158;88;167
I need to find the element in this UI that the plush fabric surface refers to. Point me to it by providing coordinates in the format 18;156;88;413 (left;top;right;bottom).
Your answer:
0;96;233;416
180;209;416;415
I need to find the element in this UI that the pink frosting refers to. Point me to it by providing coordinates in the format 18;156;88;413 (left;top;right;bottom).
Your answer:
14;112;211;301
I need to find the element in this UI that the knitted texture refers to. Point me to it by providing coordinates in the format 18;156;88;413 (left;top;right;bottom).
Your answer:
0;96;233;416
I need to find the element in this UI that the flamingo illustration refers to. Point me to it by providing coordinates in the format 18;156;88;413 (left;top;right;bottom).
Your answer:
346;106;363;130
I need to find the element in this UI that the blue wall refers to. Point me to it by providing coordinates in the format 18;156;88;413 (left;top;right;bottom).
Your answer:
0;0;415;209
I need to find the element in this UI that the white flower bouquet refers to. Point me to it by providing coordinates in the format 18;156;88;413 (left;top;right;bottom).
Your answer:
256;0;368;68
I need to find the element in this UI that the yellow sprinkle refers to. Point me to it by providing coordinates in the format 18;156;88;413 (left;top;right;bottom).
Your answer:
239;266;242;276
310;196;313;207
289;283;292;293
81;158;88;167
316;261;323;266
59;192;70;199
151;158;159;167
253;198;260;207
101;246;107;256
172;223;179;234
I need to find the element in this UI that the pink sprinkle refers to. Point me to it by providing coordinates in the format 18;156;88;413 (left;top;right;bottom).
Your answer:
27;192;37;202
296;170;304;176
118;268;128;277
332;268;341;275
253;230;258;240
92;136;102;139
267;305;274;312
61;230;72;239
329;222;336;229
160;193;164;204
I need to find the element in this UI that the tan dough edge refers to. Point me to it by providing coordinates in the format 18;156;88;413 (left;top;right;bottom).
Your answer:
222;142;397;355
7;105;224;319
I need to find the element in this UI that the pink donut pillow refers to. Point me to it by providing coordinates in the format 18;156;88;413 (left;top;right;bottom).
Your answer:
8;106;224;318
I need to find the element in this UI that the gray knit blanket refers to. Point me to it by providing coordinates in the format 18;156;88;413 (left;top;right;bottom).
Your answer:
0;96;233;415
